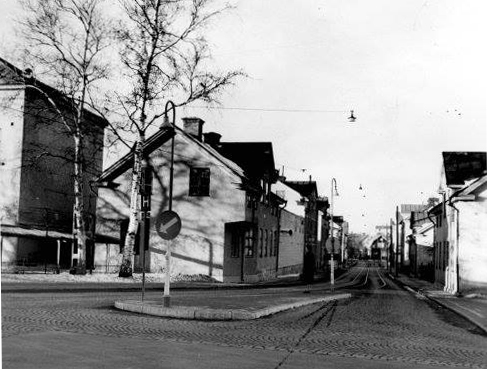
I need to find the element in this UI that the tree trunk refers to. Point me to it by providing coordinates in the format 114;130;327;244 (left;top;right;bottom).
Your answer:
73;132;87;274
119;130;145;277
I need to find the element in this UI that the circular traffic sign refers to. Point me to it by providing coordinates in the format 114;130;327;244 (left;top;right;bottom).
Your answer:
155;210;182;240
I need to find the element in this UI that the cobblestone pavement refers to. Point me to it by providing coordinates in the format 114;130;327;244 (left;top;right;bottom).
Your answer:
2;265;487;369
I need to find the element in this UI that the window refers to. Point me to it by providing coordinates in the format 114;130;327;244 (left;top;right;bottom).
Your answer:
264;229;268;256
244;228;254;257
246;194;252;208
189;167;210;196
274;230;278;256
270;232;273;256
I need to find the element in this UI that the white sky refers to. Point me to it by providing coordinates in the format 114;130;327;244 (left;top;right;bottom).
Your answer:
1;0;486;234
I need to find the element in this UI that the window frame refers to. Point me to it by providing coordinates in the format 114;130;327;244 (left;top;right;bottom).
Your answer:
188;167;211;197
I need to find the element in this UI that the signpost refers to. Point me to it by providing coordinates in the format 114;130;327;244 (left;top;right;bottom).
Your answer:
156;210;181;307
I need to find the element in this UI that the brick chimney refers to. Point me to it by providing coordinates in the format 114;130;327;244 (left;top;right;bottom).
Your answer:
203;132;222;147
182;117;205;141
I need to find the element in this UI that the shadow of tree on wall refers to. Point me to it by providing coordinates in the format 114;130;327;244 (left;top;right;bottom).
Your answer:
149;152;221;276
96;148;223;276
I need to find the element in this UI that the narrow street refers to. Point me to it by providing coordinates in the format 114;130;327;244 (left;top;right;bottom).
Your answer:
2;264;486;369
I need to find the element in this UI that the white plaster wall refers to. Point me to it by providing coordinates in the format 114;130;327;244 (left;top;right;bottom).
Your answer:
278;209;304;275
94;242;123;273
96;132;247;281
0;87;24;224
0;88;24;265
457;193;487;291
274;180;305;217
148;135;246;281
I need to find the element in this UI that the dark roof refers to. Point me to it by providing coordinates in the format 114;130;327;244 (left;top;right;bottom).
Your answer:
443;152;487;187
0;57;24;84
0;57;107;128
216;142;277;181
400;204;426;213
332;216;344;224
282;180;318;198
98;127;175;183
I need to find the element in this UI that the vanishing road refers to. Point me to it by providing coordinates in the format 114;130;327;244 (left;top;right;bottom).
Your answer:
2;264;487;369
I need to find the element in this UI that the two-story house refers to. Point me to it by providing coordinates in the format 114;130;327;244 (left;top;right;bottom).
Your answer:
96;118;283;282
429;152;487;294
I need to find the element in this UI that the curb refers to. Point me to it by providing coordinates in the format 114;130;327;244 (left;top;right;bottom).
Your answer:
114;293;352;321
1;272;341;294
0;281;295;294
387;273;487;335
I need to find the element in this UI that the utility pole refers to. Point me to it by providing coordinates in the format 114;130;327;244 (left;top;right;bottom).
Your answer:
330;178;338;291
395;206;399;277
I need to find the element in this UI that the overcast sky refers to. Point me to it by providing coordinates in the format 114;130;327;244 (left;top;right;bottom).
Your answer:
1;0;485;234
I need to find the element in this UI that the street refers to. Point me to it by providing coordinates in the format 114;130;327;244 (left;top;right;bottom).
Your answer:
2;264;486;369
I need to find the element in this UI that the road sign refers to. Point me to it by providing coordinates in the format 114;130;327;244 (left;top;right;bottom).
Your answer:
155;210;181;240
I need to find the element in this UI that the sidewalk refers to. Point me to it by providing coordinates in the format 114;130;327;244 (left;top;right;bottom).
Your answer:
0;272;304;293
1;272;351;321
389;273;487;335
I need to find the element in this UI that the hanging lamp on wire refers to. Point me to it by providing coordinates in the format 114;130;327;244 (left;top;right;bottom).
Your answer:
348;110;356;122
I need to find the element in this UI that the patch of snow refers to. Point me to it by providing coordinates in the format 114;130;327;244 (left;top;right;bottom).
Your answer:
1;272;220;284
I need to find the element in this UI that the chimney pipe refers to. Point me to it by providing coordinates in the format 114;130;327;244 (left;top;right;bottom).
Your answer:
182;117;205;141
203;132;222;147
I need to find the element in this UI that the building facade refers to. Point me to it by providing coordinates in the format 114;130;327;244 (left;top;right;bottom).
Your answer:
0;58;105;271
96;118;283;282
429;152;487;294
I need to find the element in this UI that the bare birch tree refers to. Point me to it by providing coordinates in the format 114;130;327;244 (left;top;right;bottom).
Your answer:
115;0;244;277
18;0;113;273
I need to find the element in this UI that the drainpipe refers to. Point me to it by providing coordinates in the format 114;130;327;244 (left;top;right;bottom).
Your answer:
275;200;287;274
448;200;460;295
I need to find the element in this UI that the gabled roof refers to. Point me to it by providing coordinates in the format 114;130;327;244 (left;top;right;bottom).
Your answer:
215;142;277;182
429;173;487;216
0;56;107;128
282;180;318;198
442;152;486;187
98;125;260;192
98;127;175;183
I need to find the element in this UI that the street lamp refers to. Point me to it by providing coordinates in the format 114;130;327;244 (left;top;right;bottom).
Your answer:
348;110;357;122
162;100;176;307
330;178;339;291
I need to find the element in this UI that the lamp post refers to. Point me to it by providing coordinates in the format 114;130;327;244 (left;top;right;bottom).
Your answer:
330;178;338;291
162;100;176;307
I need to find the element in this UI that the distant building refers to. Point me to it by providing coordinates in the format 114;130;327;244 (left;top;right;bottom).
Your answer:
407;209;434;281
0;57;106;271
274;179;305;276
429;152;487;294
370;234;388;264
96;119;284;282
398;204;426;272
280;180;328;271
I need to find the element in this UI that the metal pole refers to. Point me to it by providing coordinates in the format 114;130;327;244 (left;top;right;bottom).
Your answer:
56;240;61;270
163;101;176;308
395;206;399;277
141;220;146;302
341;227;345;266
330;178;336;291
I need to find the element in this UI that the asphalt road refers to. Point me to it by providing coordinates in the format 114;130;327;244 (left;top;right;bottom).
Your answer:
2;264;487;369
